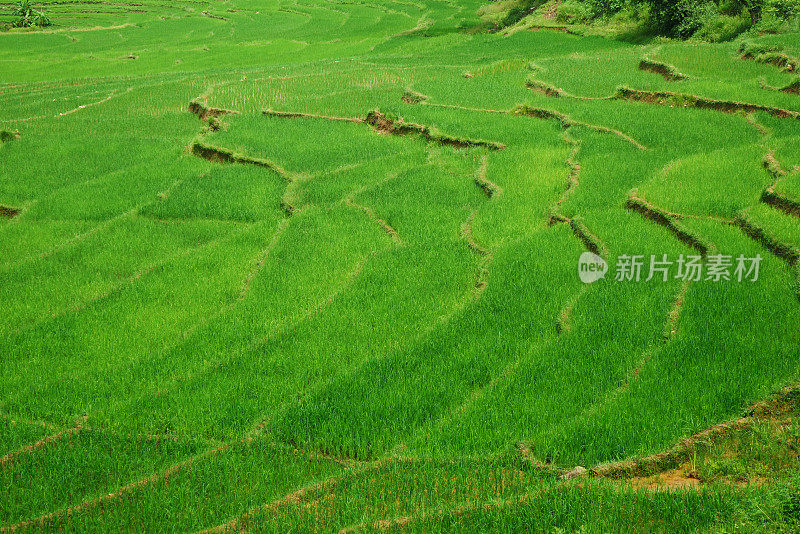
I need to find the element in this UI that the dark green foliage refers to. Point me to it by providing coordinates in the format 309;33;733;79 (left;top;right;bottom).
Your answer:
773;0;800;19
633;0;714;37
534;0;800;39
733;0;767;23
636;0;799;36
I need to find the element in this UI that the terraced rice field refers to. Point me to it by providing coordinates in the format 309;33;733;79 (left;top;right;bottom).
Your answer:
2;0;800;531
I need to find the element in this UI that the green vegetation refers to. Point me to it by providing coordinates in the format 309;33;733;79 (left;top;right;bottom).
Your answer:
9;0;50;28
1;0;800;531
492;0;800;41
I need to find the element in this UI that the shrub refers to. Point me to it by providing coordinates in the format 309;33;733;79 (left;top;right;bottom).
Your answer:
12;0;51;28
693;13;751;41
671;1;717;38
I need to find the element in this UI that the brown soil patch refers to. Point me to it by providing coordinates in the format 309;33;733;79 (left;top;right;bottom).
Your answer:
557;285;588;335
762;190;800;218
616;88;800;120
545;132;604;257
741;50;799;73
190;142;290;180
549;134;581;220
263;109;363;123
627;467;702;490
200;10;228;21
261;107;505;150
549;212;607;258
417;101;645;149
0;205;20;219
191;142;239;164
569;218;606;257
782;80;800;95
366;110;395;135
188;100;238;122
764;151;788;182
547;132;608;264
746;112;770;135
526;79;563;98
401;90;428;104
365;111;506;151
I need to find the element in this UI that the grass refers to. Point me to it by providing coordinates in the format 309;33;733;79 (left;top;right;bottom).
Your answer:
2;0;800;531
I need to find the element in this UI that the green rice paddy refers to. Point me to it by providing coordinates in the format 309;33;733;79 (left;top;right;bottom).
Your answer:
2;0;800;531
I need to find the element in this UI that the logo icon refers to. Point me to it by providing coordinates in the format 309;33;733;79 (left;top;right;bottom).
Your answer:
579;252;608;284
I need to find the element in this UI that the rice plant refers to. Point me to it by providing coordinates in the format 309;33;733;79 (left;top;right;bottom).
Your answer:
1;0;800;531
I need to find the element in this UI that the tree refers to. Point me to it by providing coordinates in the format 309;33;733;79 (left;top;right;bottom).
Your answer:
736;0;766;24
